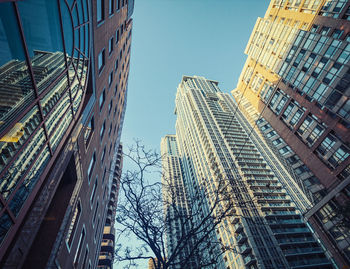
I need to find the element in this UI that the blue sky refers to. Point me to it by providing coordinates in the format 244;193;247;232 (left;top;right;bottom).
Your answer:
118;1;270;266
122;0;270;151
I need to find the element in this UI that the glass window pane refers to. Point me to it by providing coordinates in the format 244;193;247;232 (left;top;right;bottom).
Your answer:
0;3;35;135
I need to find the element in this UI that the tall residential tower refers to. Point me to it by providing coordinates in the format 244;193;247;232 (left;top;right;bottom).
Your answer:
162;75;332;269
233;0;350;266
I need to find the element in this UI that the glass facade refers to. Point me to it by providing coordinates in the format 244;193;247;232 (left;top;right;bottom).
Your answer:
0;0;89;249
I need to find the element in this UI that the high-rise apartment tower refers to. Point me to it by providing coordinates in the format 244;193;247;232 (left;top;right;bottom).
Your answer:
162;75;333;269
233;0;350;267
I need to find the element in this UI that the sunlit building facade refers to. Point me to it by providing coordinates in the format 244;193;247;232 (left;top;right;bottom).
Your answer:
163;75;332;269
233;0;350;267
0;0;133;268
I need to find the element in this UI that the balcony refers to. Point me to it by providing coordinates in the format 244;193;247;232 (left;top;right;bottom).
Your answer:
284;246;323;257
103;226;115;241
234;222;243;233
236;233;247;244
239;243;251;254
243;255;256;266
98;252;113;266
101;240;114;253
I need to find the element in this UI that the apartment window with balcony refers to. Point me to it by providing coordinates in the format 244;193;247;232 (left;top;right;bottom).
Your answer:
98;48;105;73
88;152;96;181
109;37;114;55
73;227;85;267
100;120;106;140
97;0;104;23
109;0;114;15
99;89;105;110
66;201;81;249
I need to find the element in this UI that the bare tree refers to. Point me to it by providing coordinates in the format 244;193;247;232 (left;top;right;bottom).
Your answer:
115;141;237;269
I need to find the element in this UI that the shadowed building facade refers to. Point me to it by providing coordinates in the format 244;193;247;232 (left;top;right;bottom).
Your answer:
162;75;332;269
0;0;133;268
232;0;350;267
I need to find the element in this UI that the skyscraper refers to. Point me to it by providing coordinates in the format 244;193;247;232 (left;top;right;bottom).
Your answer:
162;75;333;269
0;0;133;267
233;0;350;267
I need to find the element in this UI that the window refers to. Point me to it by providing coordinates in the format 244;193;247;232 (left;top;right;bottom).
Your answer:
115;58;119;72
108;123;112;136
109;71;113;87
307;124;325;145
100;120;106;140
66;201;81;249
325;90;342;110
317;134;337;156
338;99;350;119
101;145;106;163
88;153;96;180
329;145;350;168
279;146;291;155
117;0;121;10
90;178;98;206
97;0;104;23
289;108;303;127
272;138;282;146
99;89;105;110
98;48;105;73
108;101;113;114
73;227;85;267
109;0;114;15
266;130;277;138
82;247;89;269
93;202;99;224
84;116;94;145
109;37;114;54
116;29;120;44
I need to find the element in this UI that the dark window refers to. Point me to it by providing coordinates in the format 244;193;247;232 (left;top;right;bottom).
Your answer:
100;120;106;140
109;37;114;54
109;71;113;87
88;153;96;180
93;202;99;224
99;89;105;110
117;0;121;10
98;49;105;73
108;101;113;114
90;178;98;206
84;116;94;145
97;0;104;23
116;29;120;44
73;227;85;267
101;145;106;163
109;0;114;15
